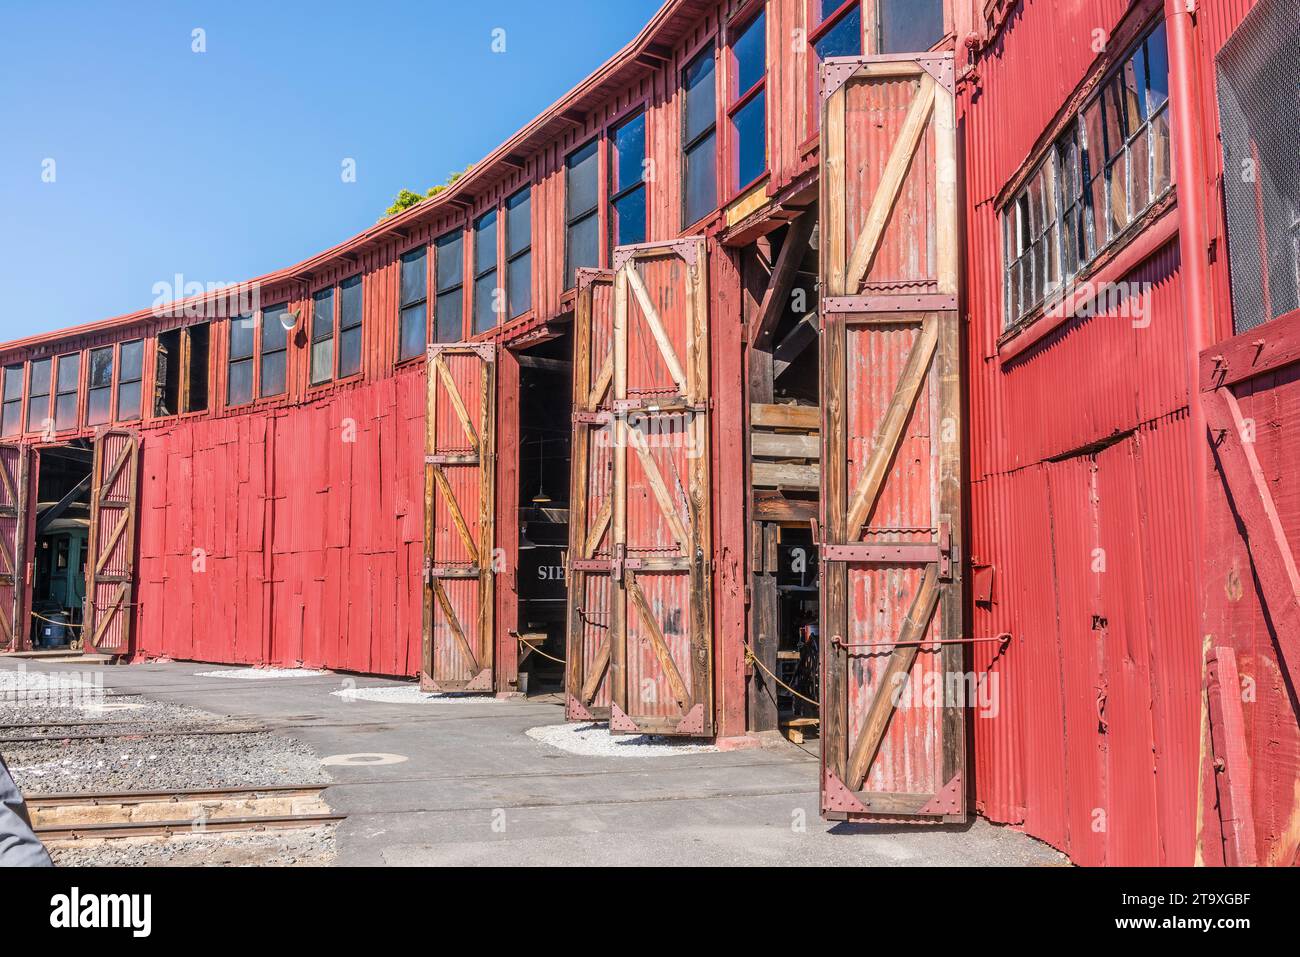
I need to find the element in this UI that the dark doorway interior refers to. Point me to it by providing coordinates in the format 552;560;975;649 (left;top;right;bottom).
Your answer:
515;333;572;694
30;441;93;650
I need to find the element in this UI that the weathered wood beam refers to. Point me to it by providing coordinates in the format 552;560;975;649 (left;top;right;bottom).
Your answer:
752;213;816;349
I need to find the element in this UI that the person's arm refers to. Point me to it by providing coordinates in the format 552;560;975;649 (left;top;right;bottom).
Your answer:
0;753;53;867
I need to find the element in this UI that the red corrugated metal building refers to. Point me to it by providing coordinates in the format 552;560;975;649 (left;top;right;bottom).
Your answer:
0;0;1294;866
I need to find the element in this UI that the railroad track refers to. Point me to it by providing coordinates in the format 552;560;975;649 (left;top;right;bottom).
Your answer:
0;723;271;744
28;784;343;843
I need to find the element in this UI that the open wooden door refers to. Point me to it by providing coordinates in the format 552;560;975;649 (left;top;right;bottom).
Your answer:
0;445;29;652
819;53;965;821
423;342;496;692
567;239;712;736
84;429;140;655
566;269;616;720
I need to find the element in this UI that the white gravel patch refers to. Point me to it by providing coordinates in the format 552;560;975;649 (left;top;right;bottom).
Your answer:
526;722;719;757
330;686;501;704
195;667;329;680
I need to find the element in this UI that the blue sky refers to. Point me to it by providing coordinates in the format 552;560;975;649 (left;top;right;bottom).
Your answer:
0;0;663;342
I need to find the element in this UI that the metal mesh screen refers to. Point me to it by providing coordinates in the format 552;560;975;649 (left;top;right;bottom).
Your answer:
1216;0;1300;335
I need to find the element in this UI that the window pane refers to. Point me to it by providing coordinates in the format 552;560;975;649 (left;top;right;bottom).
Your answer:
567;211;599;288
613;186;647;249
1145;22;1170;110
260;350;286;397
436;232;463;291
1150;106;1171;197
566;140;600;218
312;288;335;343
880;0;944;53
434;290;463;343
90;347;113;388
1131;126;1151;210
2;365;21;402
311;339;334;386
611;113;646;195
26;398;46;433
1;400;21;437
684;48;716;144
815;6;862;62
57;354;80;393
733;13;765;95
229;318;255;361
29;358;50;397
401;247;427;306
338;326;362;379
1108;158;1128;235
1103;81;1127;155
226;359;253;407
508;250;532;318
400;303;427;360
474;272;500;333
262;308;288;356
1082;99;1105;180
475;209;498;276
1123;46;1148;125
684;131;718;225
87;386;111;426
1087;173;1107;253
339;275;363;330
733;89;766;187
55;393;77;430
816;0;844;22
506;189;531;258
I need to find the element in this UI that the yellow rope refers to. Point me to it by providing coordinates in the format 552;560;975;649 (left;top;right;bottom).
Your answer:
30;611;82;630
743;640;820;708
516;634;566;666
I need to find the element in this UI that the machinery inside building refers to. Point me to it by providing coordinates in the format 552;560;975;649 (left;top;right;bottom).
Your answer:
29;441;94;650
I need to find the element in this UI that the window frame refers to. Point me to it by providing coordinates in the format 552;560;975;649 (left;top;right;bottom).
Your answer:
726;5;769;200
307;275;363;387
399;244;432;362
1;363;25;438
1000;18;1173;330
86;345;115;427
116;338;144;422
226;314;258;409
681;37;721;230
52;351;82;433
433;229;466;345
25;357;52;434
472;208;501;335
257;304;291;400
608;109;648;255
564;137;603;290
504;185;533;321
336;274;364;379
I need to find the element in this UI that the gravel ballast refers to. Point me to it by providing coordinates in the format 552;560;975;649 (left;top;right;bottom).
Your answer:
49;826;336;867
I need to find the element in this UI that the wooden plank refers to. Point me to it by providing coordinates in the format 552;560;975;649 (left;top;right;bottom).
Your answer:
588;352;613;410
623;264;688;394
1204;387;1300;692
845;563;941;791
430;464;479;566
752;461;820;489
566;280;596;707
843;74;936;294
823;81;848;296
626;571;691;711
1205;646;1258;866
94;509;130;576
611;267;629;717
476;351;496;684
752;212;815;348
433;355;480;453
584;497;612;558
843;314;939;538
432;578;481;674
580;637;610;704
751;431;820;459
750;403;820;430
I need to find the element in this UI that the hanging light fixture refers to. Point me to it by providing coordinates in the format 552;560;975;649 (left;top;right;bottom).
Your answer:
532;436;551;504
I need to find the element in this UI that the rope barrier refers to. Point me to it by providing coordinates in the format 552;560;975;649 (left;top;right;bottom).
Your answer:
742;640;820;708
515;633;566;666
30;611;82;631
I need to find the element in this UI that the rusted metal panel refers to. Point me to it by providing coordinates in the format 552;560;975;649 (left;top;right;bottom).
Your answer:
84;429;140;655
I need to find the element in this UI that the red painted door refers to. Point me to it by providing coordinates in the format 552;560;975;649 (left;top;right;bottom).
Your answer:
423;343;497;692
818;53;966;821
0;445;29;652
85;429;140;655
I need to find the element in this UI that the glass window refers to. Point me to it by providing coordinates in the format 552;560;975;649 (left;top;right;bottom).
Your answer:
878;0;944;53
400;246;429;360
54;353;80;431
729;13;767;195
434;231;464;344
87;346;113;426
473;209;499;334
1002;20;1173;328
338;275;363;378
117;339;143;420
1;364;23;437
809;1;862;136
311;287;335;385
610;112;647;252
26;358;50;433
505;187;532;318
228;316;256;407
259;304;289;398
683;46;718;225
566;140;600;288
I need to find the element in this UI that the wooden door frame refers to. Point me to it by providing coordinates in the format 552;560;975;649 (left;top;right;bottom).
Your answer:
83;429;141;656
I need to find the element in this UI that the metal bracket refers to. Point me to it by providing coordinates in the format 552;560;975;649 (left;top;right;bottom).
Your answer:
821;53;956;101
821;543;941;564
428;342;496;362
611;237;703;272
674;703;705;735
919;773;963;815
823;294;958;314
566;694;595;722
575;267;615;293
572;410;613;425
608;703;640;733
425;453;480;466
428;566;480;579
822;767;869;814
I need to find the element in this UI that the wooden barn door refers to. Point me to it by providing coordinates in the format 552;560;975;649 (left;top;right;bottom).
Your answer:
0;445;30;652
568;239;712;736
423;343;496;692
566;269;617;720
84;429;140;655
819;54;965;821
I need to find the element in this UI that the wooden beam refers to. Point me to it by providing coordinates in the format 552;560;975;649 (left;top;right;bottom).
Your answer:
623;264;688;394
628;427;692;555
750;403;819;430
751;431;820;460
432;578;481;674
772;312;820;377
752;212;816;349
752;461;820;489
434;356;480;453
1205;646;1258;866
516;354;571;373
431;465;480;566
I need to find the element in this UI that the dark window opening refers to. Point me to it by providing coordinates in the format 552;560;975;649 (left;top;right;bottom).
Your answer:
185;323;210;412
683;46;718;226
2;364;24;437
566;140;600;288
87;347;113;427
154;329;181;417
729;12;767;194
117;340;143;421
153;323;209;416
400;246;430;359
506;188;532;318
54;353;79;431
27;358;51;433
610;112;647;252
434;232;464;344
474;209;500;334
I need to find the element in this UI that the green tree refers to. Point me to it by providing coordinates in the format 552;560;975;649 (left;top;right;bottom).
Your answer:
382;165;475;219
